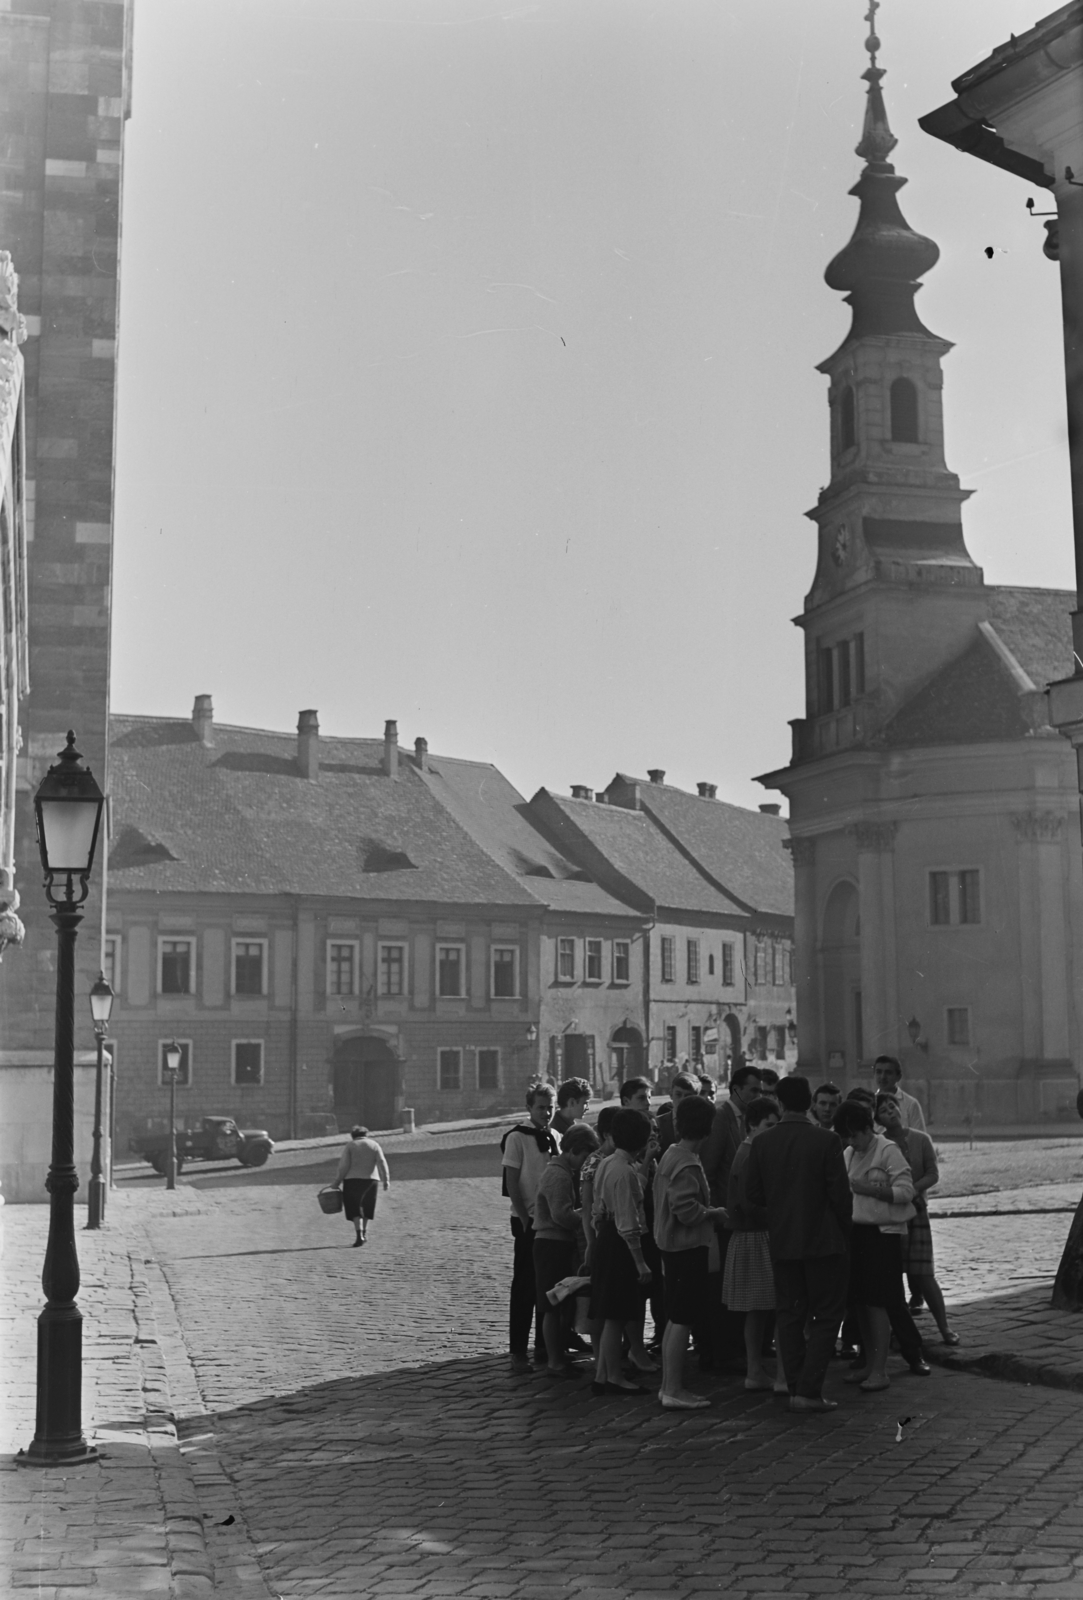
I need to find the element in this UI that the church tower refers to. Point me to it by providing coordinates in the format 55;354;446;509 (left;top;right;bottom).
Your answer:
760;3;1083;1112
801;2;987;757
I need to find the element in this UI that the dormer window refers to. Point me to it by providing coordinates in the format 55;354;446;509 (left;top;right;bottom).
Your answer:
890;377;919;442
839;386;856;452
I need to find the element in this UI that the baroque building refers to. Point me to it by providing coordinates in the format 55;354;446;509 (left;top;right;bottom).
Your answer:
759;16;1083;1124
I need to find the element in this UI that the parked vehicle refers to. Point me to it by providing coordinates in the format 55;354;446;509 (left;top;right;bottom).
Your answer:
129;1116;274;1175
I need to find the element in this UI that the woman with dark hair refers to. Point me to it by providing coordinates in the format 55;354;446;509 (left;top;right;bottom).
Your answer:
333;1125;390;1247
833;1099;914;1391
724;1095;785;1393
589;1107;655;1396
875;1094;959;1346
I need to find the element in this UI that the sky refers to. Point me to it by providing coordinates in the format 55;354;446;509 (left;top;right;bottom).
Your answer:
111;0;1073;814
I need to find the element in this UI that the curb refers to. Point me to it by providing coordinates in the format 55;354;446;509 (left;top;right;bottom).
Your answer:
925;1340;1083;1394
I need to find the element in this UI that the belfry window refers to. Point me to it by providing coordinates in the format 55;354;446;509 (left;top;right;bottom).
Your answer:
890;378;919;442
839;386;856;452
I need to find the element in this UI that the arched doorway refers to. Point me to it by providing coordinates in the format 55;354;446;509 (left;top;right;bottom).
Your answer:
821;880;861;1076
610;1023;644;1082
332;1035;400;1132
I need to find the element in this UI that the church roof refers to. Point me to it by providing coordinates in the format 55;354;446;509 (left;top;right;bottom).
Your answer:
878;587;1076;748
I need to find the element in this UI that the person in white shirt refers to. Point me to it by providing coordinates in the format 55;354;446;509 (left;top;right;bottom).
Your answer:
334;1126;390;1247
873;1056;926;1131
501;1083;557;1373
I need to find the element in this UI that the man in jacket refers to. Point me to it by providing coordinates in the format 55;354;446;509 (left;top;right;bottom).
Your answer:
744;1074;852;1414
700;1065;764;1206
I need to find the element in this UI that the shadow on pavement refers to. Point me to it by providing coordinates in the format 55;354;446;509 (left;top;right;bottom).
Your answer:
119;1144;503;1191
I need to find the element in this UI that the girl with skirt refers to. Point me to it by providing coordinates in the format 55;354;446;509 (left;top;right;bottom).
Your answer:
724;1096;785;1393
875;1094;959;1346
589;1108;654;1397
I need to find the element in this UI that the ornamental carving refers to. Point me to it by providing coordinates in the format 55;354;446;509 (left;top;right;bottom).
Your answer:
0;252;27;343
850;821;899;852
785;837;816;867
1010;811;1063;843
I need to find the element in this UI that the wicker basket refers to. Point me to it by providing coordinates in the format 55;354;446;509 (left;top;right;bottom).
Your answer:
317;1185;343;1215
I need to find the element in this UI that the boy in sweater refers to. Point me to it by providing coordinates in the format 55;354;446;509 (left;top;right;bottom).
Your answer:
533;1124;600;1376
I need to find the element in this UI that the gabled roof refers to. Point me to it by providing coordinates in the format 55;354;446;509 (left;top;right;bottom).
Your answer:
108;716;541;907
415;756;645;921
613;779;794;917
878;587;1076;750
532;791;748;919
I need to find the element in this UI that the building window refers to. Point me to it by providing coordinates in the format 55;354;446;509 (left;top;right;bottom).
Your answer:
890;377;919;443
556;938;575;982
837;641;852;708
929;869;982;927
753;942;767;986
103;935;120;993
159;938;195;996
686;939;700;984
818;646;835;714
946;1007;971;1047
840;385;856;451
613;941;630;984
660;936;675;984
327;941;358;997
722;943;734;987
378;942;407;996
438;1048;462;1091
478;1048;500;1090
664;1025;677;1064
158;1039;191;1087
708;951;715;977
437;944;465;998
585;938;603;983
690;1025;702;1063
233;1040;264;1086
232;939;267;996
492;945;519;998
853;632;866;696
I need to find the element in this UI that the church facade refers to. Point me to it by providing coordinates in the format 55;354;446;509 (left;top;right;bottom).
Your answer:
759;26;1083;1126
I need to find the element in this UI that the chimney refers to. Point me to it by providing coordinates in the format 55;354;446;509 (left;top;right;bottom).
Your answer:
697;782;717;800
759;803;781;816
383;719;399;778
192;694;214;747
570;785;593;801
297;709;319;780
414;736;429;772
647;769;665;785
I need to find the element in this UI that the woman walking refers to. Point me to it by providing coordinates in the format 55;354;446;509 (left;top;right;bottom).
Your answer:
875;1094;959;1346
334;1125;390;1246
833;1100;915;1391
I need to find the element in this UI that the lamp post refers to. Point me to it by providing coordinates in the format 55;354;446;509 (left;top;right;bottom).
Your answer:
19;732;105;1469
86;971;114;1229
163;1039;182;1191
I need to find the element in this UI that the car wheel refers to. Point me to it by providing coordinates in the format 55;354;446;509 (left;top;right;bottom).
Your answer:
242;1145;270;1167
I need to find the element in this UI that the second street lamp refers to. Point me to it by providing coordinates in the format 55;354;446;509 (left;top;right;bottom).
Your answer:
86;971;114;1230
19;732;105;1469
163;1039;182;1191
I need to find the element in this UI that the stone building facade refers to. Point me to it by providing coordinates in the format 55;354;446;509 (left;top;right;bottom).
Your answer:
759;32;1083;1124
0;0;131;1056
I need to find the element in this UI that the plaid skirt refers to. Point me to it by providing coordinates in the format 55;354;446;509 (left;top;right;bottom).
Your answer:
722;1229;776;1312
902;1202;934;1275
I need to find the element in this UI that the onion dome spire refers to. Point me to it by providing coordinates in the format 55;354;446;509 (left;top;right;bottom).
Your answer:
824;2;942;344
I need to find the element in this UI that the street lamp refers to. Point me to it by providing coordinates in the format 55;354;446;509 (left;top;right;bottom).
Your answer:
163;1039;182;1191
906;1015;929;1054
19;732;105;1469
86;971;114;1229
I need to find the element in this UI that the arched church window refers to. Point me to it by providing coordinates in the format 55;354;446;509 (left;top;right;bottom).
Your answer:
839;386;856;452
890;377;919;442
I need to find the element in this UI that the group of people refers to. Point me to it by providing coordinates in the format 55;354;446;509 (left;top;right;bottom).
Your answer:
502;1054;958;1412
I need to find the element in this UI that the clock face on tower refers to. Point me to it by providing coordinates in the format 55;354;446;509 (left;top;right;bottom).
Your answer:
831;525;850;566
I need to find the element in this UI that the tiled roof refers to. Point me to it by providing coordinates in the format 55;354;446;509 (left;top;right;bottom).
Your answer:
879;587;1076;749
534;791;748;918
985;587;1076;689
416;757;645;921
624;781;794;917
107;716;540;907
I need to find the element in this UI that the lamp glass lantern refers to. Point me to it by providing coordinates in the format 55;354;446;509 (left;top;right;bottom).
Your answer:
89;972;114;1031
164;1040;182;1075
906;1016;922;1046
33;733;105;883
